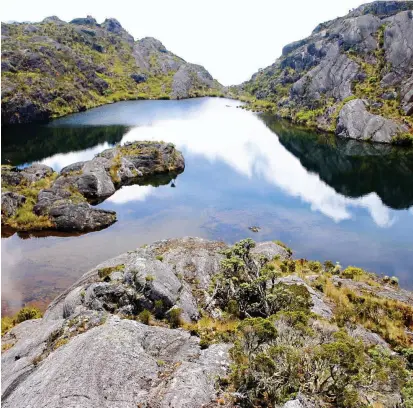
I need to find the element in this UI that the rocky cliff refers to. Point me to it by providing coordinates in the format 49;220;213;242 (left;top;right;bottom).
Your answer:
1;16;223;124
2;237;413;407
237;1;413;144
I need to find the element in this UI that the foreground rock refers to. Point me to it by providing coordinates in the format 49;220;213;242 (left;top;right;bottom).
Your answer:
2;237;412;407
2;316;230;408
1;141;184;233
238;1;413;144
1;238;288;407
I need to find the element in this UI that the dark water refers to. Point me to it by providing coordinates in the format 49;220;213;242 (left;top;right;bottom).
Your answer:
2;97;413;314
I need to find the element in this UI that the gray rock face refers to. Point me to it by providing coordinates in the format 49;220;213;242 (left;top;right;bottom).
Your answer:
20;163;53;183
383;10;413;74
2;316;230;408
242;1;413;143
76;157;116;200
1;192;26;217
133;37;184;74
1;167;24;186
337;99;406;143
2;238;257;407
49;202;116;232
44;237;229;321
292;44;359;101
101;18;134;44
401;74;413;115
172;64;216;99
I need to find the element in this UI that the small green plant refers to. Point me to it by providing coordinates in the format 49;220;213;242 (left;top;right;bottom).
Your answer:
98;264;125;281
168;308;183;328
341;266;365;279
138;309;152;325
156;255;164;262
145;275;155;282
154;299;164;318
392;133;413;147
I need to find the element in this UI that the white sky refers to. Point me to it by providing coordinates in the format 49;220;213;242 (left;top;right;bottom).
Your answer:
2;0;365;85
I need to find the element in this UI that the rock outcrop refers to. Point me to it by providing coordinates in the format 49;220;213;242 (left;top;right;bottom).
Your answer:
1;141;185;233
1;18;223;124
2;237;411;407
239;1;413;144
337;98;407;143
1;238;290;407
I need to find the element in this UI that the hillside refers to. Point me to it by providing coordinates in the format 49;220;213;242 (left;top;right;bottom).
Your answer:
236;1;413;145
1;16;223;124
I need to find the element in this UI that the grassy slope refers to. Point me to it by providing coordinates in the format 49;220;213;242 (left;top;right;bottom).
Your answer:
1;21;223;123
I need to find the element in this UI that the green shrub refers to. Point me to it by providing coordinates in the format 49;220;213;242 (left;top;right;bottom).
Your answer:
1;306;43;336
168;307;183;328
341;266;365;279
323;260;335;272
211;239;311;318
392;133;413;147
308;261;322;273
138;309;152;325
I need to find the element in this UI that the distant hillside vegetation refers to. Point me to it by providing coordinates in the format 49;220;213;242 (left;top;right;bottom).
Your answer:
234;1;413;145
1;16;223;124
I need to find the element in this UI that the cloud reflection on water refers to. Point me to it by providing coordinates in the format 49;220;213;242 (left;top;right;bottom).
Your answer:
109;99;396;227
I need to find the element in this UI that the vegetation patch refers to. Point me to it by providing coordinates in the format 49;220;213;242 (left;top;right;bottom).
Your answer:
2;171;58;231
314;275;413;347
97;264;125;281
1;306;43;336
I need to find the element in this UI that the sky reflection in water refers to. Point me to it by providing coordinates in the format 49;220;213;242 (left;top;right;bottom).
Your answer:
2;97;413;313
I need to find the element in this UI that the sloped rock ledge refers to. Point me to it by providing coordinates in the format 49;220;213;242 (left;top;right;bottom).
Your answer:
3;237;411;407
1;237;290;408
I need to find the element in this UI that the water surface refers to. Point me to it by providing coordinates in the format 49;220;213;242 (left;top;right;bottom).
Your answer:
2;98;413;314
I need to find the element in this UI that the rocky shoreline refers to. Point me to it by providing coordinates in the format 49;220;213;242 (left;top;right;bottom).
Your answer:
235;1;413;145
1;141;184;233
1;237;412;407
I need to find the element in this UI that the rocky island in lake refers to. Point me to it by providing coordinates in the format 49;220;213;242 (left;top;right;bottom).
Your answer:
1;141;184;233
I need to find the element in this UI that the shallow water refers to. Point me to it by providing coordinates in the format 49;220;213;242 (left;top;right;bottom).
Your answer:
2;97;413;314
